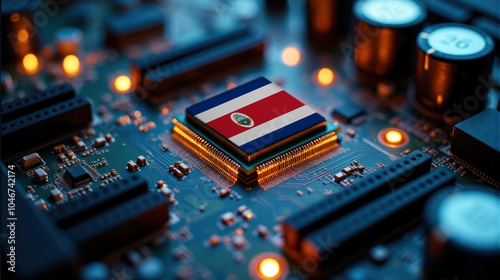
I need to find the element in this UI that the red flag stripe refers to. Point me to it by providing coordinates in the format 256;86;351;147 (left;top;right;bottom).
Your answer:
206;90;305;139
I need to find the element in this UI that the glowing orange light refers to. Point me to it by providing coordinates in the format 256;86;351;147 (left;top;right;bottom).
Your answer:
114;75;132;93
259;258;280;279
10;13;20;22
22;53;39;74
133;110;141;118
281;46;301;66
62;55;80;76
235;228;244;235
162;108;169;115
18;29;29;42
245;212;253;220
385;130;403;144
149;121;155;127
227;82;237;90
316;67;335;86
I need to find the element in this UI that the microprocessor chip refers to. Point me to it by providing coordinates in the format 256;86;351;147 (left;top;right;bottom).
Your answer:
64;165;92;187
186;77;327;161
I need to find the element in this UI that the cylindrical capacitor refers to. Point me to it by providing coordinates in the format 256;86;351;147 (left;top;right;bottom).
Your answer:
423;188;500;280
414;23;495;123
1;0;40;63
306;0;354;48
55;27;83;57
353;0;426;84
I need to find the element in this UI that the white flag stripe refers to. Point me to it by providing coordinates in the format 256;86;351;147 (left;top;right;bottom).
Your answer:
195;83;283;123
228;105;316;146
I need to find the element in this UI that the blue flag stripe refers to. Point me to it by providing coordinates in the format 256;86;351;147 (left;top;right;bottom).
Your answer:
238;113;326;155
186;77;272;116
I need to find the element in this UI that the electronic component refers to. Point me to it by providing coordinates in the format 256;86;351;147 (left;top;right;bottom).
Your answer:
284;150;431;250
64;165;92;187
127;160;139;171
306;0;354;48
221;212;235;225
186;77;327;161
414;23;495;122
53;144;67;154
1;96;92;160
93;137;107;148
18;152;43;170
49;188;63;201
173;77;340;184
1;83;75;123
131;26;265;103
332;102;366;124
450;109;500;183
299;168;456;274
65;191;169;258
423;188;500;280
136;155;147;166
52;174;148;227
353;0;426;84
75;140;86;151
105;5;164;49
33;168;48;182
55;26;83;57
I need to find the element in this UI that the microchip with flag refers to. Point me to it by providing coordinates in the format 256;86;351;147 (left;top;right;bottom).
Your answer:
186;77;327;161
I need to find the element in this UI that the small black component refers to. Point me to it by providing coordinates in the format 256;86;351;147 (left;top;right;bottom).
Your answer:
300;168;456;275
52;174;148;227
1;96;92;160
284;150;431;250
64;165;92;187
1;83;75;123
451;109;500;182
131;26;265;103
65;191;169;259
1;165;81;280
105;5;164;49
332;102;366;124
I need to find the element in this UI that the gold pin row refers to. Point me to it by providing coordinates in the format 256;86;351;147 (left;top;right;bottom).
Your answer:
256;132;338;185
172;119;240;184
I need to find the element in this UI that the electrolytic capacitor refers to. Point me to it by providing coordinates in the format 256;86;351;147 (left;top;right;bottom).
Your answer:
306;0;354;48
423;188;500;280
414;23;495;123
353;0;426;85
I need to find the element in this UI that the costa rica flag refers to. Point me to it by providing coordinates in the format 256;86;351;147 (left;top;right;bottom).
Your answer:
186;77;326;161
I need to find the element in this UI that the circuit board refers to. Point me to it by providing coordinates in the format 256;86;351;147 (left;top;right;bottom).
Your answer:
1;1;499;280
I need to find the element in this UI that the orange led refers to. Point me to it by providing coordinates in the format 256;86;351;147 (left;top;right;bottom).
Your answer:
22;53;39;74
161;107;169;115
259;258;280;279
281;46;301;66
114;75;132;93
245;212;254;220
18;29;29;42
227;82;237;90
385;130;403;144
62;55;80;76
10;13;20;22
235;228;244;235
316;67;335;86
133;110;142;118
